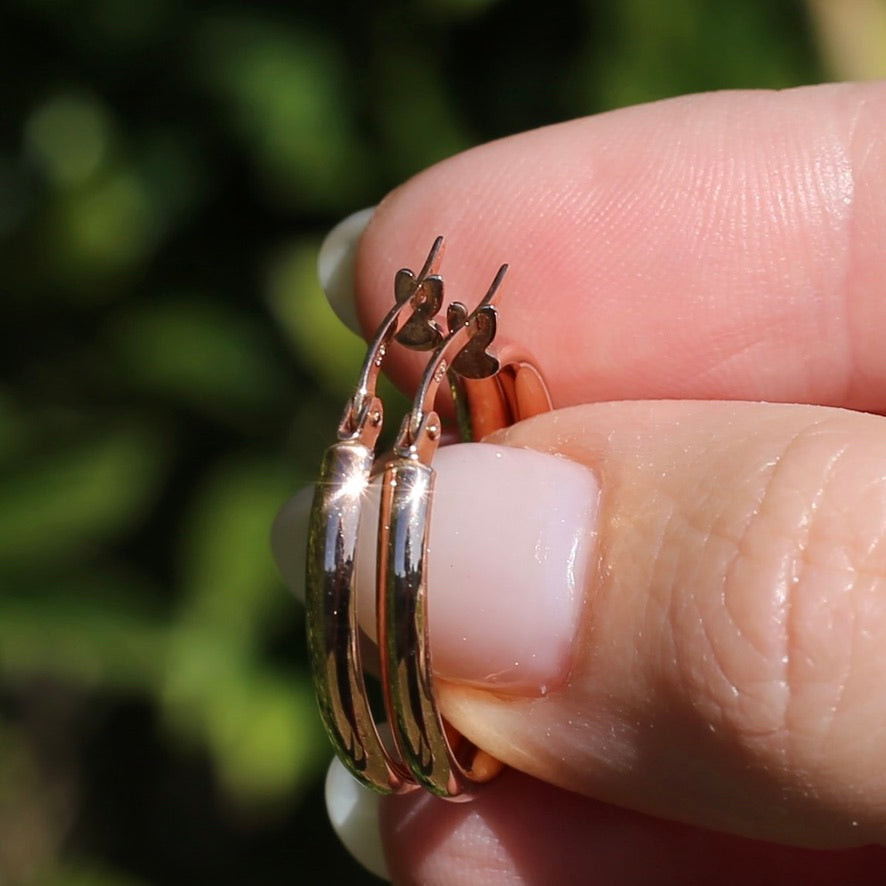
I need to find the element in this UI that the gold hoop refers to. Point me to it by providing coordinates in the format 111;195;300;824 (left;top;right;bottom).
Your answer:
306;239;551;799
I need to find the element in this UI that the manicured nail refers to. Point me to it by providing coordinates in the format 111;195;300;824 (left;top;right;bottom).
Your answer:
270;485;314;603
317;207;375;335
356;443;599;695
325;756;390;881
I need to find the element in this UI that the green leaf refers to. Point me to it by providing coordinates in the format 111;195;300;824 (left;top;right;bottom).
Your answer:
161;627;326;804
176;455;293;645
204;669;326;803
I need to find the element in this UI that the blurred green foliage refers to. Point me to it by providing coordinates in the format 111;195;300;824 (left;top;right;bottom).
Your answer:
0;0;849;882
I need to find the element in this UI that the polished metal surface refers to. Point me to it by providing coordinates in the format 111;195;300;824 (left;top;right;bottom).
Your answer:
378;460;461;795
306;441;409;792
377;268;508;798
304;239;447;795
305;238;551;800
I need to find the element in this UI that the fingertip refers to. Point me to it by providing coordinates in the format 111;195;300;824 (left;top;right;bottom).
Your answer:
318;207;375;336
270;485;314;602
352;442;599;694
325;756;390;881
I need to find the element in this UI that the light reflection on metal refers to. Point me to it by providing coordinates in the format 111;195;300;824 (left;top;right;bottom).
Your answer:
304;239;551;799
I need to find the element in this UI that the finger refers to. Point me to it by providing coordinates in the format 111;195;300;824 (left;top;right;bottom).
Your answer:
325;757;388;881
345;401;886;848
352;82;886;411
271;484;312;601
380;769;886;886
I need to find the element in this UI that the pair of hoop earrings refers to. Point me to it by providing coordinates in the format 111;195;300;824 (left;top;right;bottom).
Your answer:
305;238;551;800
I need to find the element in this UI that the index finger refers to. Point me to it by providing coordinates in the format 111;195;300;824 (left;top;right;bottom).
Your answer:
354;82;886;412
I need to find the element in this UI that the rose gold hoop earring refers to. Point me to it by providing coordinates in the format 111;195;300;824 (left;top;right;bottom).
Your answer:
306;238;551;800
305;238;448;795
377;259;552;800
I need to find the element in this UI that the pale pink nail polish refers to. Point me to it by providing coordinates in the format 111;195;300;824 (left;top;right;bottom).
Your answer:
356;443;599;695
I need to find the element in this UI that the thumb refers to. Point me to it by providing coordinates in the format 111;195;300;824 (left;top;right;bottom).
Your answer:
354;400;886;849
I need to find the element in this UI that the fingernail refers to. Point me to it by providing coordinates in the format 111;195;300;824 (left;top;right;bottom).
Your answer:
270;485;314;603
325;756;390;881
317;207;375;335
356;443;599;695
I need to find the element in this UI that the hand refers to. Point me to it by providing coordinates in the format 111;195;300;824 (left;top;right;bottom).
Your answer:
275;81;886;884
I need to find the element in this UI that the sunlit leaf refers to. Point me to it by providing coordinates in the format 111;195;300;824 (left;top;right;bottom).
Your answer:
204;669;326;802
176;454;293;643
161;626;325;803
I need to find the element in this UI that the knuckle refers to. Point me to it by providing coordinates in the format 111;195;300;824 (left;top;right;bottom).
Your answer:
668;417;886;778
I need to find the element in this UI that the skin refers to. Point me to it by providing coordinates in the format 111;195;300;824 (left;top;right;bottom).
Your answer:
352;82;886;883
